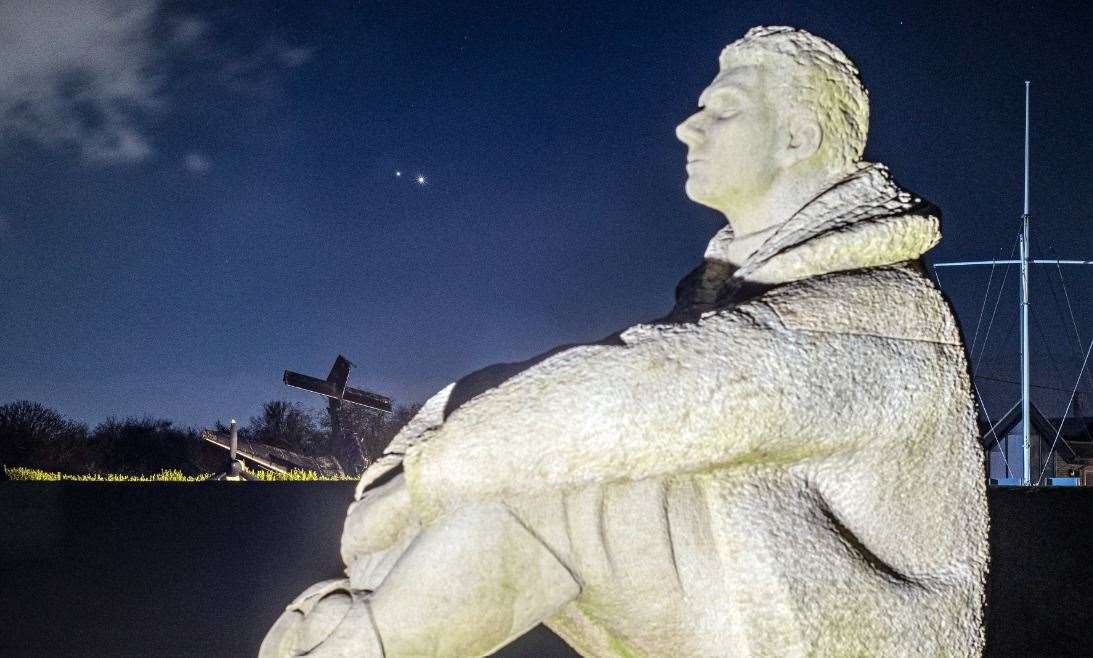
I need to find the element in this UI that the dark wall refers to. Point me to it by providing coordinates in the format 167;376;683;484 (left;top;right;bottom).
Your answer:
984;487;1092;657
0;483;1088;657
0;482;573;658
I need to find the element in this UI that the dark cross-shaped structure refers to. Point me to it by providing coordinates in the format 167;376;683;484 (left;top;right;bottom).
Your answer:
283;355;392;474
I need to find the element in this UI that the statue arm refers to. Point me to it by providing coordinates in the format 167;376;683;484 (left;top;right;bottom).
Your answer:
403;303;925;519
353;382;456;500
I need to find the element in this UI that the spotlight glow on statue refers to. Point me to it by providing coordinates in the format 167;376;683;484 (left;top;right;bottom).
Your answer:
262;26;988;658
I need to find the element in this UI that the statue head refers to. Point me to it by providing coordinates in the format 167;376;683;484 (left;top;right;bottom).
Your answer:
676;27;869;227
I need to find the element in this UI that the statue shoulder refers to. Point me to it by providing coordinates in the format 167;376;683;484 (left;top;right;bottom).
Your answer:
752;263;962;345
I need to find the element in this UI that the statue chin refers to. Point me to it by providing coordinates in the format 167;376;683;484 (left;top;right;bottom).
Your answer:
681;178;722;211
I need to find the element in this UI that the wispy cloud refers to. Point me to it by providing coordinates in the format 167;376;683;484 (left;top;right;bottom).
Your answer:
213;39;315;97
183;152;211;174
0;1;311;166
0;0;162;163
170;16;207;45
277;47;314;69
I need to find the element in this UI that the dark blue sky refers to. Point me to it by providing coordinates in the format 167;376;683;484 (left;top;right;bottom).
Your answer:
3;1;1093;428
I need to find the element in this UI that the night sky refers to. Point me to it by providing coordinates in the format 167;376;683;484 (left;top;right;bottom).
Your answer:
4;1;1093;430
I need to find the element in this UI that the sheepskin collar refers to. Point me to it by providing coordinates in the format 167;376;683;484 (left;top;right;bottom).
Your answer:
673;163;940;316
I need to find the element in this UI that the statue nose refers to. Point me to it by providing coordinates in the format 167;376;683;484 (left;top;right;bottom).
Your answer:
676;114;703;147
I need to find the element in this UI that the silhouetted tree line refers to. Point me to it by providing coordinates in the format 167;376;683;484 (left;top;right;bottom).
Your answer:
0;399;419;477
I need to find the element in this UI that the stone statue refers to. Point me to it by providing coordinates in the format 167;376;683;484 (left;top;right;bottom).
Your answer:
262;26;988;657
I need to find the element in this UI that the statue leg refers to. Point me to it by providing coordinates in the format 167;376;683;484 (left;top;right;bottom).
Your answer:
263;503;580;657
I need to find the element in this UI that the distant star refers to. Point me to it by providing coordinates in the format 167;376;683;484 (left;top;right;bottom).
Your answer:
415;174;427;185
395;170;402;177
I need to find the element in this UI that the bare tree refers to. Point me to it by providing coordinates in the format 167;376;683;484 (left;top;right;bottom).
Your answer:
0;400;89;470
91;417;201;475
321;402;422;475
247;400;321;454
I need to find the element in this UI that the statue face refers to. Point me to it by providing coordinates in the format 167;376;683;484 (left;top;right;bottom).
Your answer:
676;63;784;214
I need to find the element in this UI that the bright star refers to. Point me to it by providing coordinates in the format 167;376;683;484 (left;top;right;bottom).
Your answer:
395;170;402;177
415;174;426;185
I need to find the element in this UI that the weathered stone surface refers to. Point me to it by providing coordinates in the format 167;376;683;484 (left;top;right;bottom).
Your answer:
262;26;988;657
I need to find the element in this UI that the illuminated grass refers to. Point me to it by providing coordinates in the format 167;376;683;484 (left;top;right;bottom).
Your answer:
3;466;352;481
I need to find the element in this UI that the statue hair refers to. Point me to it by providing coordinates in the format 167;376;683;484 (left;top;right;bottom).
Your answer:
720;26;869;171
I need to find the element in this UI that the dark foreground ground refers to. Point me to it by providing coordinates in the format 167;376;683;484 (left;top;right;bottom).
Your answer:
0;483;1085;657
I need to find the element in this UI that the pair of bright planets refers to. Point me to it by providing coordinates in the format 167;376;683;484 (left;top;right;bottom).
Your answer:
395;171;427;185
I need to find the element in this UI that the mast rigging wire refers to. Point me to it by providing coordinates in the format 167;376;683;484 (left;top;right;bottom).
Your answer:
971;237;1020;379
966;244;1007;361
937;261;1019;474
1036;335;1093;485
1048;246;1093;399
1030;313;1080;459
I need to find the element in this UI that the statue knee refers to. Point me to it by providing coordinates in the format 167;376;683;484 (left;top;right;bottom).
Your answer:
368;504;580;656
263;506;578;658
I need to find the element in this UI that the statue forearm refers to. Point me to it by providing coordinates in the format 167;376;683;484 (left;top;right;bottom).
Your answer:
402;307;907;519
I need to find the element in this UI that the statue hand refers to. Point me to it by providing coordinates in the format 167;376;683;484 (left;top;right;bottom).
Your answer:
260;579;384;658
340;472;421;591
264;473;418;657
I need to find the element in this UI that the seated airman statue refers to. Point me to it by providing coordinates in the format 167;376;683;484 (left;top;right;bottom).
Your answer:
262;26;988;657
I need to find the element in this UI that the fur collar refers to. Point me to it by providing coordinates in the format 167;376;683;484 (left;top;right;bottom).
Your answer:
672;163;940;317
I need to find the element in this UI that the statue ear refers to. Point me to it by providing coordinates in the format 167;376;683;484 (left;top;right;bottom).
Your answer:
782;112;823;166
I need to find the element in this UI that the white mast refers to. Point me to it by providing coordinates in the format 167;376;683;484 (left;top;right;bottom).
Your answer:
936;82;1093;487
1020;81;1031;485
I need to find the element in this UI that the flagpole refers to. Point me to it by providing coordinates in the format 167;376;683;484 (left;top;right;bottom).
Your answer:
1021;80;1031;485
